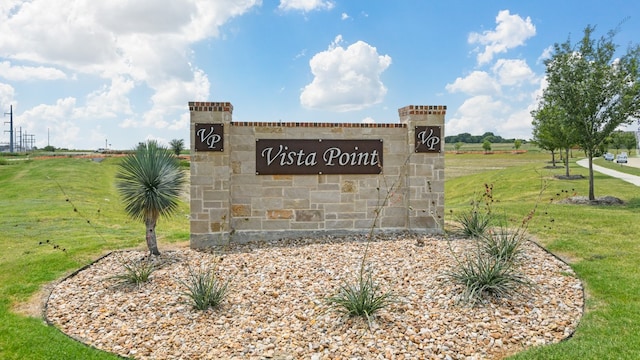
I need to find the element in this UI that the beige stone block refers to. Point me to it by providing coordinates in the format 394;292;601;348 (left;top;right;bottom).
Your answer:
267;209;294;220
231;204;251;217
341;180;357;193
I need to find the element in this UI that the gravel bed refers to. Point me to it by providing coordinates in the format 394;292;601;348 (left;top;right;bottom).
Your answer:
46;234;583;359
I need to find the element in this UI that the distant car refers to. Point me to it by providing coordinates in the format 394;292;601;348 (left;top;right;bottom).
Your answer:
603;153;614;161
96;148;107;153
616;153;628;163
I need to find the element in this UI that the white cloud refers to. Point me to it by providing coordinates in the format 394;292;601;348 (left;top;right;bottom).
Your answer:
468;10;536;65
361;116;375;123
445;71;500;95
300;35;392;111
0;82;15;107
0;61;66;81
0;0;256;148
492;59;536;86
341;12;350;20
446;95;508;136
278;0;334;12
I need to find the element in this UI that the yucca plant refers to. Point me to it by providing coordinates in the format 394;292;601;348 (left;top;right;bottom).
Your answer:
456;209;492;238
115;140;186;256
479;225;526;264
111;257;156;286
326;269;396;326
178;266;230;311
448;242;532;305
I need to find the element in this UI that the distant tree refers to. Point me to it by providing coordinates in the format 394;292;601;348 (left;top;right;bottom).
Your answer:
531;101;578;175
43;145;55;152
454;142;463;152
482;140;492;153
115;140;187;256
622;132;638;152
513;139;522;150
540;25;640;198
169;139;185;156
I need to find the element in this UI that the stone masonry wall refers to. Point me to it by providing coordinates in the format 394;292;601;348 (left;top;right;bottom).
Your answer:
189;102;445;248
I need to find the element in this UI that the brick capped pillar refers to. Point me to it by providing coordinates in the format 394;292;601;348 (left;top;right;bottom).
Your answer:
189;102;233;247
399;105;446;233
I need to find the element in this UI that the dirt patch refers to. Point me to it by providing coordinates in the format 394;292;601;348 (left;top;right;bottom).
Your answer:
554;174;585;180
558;195;625;206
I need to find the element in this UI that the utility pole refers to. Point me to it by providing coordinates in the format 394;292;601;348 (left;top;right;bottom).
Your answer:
3;105;13;153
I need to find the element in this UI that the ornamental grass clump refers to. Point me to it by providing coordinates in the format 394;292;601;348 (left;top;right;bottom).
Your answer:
111;257;156;286
479;225;526;264
455;183;495;238
178;266;229;311
325;270;396;325
448;242;532;305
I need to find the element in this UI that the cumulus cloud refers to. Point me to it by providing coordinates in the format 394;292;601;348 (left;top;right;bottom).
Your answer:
492;59;536;86
468;10;536;65
446;71;500;96
278;0;334;12
0;61;66;81
0;0;257;148
300;35;392;112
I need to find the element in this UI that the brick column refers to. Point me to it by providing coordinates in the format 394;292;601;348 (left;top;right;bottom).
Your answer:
399;105;446;233
189;102;233;248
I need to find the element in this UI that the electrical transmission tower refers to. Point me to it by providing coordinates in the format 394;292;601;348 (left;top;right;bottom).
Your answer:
3;105;13;153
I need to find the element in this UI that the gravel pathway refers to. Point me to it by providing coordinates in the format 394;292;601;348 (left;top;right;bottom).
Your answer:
46;234;583;360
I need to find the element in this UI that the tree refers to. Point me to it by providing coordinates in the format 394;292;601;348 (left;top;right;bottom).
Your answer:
169;139;185;156
541;25;640;199
482;140;492;153
531;102;578;175
115;140;187;256
514;139;522;150
454;142;463;153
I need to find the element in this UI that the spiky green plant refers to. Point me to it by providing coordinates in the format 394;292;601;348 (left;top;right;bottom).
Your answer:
178;266;230;311
115;140;186;256
479;225;527;264
456;209;492;238
448;247;532;305
111;257;156;286
326;270;396;326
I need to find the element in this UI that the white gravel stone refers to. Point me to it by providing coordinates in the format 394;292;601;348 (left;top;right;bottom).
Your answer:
46;234;583;359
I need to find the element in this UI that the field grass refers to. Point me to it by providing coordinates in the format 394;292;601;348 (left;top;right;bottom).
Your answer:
1;153;640;359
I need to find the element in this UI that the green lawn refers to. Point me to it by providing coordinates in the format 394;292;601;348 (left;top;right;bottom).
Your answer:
1;153;639;359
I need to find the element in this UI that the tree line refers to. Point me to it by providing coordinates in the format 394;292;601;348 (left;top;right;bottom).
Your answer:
445;132;522;144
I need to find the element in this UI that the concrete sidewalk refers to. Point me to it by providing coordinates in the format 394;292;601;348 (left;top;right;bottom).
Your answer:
576;157;640;186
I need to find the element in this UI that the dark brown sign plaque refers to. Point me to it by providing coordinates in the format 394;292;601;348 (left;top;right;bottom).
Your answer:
256;139;383;175
194;123;224;151
415;126;441;153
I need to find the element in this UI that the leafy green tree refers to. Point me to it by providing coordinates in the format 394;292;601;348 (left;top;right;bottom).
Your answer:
531;102;578;175
115;140;187;256
169;139;185;156
541;25;640;199
454;142;463;152
513;139;522;150
482;140;492;153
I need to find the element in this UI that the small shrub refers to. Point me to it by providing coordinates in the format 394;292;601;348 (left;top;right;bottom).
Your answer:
326;270;396;325
111;258;156;286
179;266;229;311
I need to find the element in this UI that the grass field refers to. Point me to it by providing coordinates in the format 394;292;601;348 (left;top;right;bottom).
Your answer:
1;152;640;359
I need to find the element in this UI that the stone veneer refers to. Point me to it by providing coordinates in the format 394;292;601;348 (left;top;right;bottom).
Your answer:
189;102;445;248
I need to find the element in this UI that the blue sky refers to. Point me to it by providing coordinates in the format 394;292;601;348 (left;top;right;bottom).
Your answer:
1;0;639;150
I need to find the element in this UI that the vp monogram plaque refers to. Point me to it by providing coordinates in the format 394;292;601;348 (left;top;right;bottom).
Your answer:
195;123;224;151
414;126;441;153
